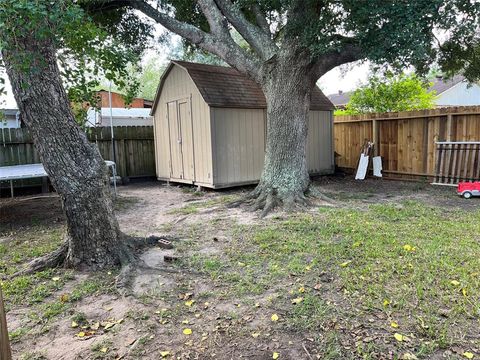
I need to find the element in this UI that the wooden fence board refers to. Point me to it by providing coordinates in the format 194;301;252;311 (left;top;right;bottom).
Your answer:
334;106;480;181
1;126;155;189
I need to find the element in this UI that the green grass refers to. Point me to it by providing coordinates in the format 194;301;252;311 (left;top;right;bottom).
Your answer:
182;200;480;358
0;226;64;275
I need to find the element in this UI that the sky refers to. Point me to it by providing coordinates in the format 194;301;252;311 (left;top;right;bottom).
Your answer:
0;25;370;108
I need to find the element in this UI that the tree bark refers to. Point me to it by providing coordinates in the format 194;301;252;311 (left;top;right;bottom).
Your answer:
2;37;128;270
249;56;317;216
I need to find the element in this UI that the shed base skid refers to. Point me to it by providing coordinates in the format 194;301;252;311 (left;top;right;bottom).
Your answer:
157;170;334;190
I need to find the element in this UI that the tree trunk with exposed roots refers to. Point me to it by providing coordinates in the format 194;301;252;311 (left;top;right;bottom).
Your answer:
3;37;130;272
244;58;318;216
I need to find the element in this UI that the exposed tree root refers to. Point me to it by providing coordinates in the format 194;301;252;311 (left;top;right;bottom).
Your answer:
227;183;336;217
8;234;177;282
10;242;69;278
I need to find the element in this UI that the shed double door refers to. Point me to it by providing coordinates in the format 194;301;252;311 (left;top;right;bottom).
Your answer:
167;97;195;182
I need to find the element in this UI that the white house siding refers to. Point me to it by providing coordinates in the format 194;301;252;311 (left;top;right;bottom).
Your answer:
86;108;153;127
0;118;20;129
0;110;21;129
436;82;480;106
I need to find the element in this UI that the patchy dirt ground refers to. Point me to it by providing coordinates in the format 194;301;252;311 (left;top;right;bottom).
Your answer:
1;177;479;360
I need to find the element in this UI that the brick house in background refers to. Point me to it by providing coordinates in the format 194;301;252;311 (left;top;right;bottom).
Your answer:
96;90;153;109
86;90;154;127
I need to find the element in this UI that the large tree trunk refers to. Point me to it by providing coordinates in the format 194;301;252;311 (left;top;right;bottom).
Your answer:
3;37;128;270
249;58;317;216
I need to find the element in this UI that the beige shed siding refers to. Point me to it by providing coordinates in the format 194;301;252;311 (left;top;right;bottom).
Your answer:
211;107;265;186
153;65;213;184
307;110;334;174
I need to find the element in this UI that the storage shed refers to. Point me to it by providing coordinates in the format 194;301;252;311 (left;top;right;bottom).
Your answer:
151;60;334;188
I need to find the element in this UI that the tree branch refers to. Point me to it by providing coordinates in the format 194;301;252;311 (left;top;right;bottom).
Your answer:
313;41;365;79
123;0;262;81
213;0;278;60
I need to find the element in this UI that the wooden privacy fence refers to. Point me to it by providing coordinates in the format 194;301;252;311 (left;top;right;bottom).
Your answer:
334;106;480;182
0;126;155;186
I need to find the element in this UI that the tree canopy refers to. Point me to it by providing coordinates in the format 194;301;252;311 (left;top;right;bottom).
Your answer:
338;73;436;115
91;0;480;82
0;0;152;118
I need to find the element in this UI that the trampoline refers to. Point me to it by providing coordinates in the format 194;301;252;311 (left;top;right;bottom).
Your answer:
0;162;117;197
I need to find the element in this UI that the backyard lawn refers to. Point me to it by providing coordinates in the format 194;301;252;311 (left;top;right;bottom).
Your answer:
1;177;479;359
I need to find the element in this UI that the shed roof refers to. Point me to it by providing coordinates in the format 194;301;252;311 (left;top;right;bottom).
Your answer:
152;60;334;113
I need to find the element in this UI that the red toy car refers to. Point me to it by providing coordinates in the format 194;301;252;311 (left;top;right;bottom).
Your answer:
458;182;480;199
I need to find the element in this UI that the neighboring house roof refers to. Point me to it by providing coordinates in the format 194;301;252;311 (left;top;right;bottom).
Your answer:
429;75;465;95
327;75;469;108
152;60;334;113
327;91;352;107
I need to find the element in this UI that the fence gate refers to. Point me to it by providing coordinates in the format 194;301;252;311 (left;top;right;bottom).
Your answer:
433;141;480;186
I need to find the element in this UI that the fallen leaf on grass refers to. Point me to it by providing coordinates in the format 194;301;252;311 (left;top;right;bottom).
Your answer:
462;288;468;297
160;351;171;357
403;244;416;252
298;286;305;293
76;331;95;338
340;260;352;267
185;300;195;307
291;297;303;305
100;347;108;353
271;314;279;322
60;294;69;302
71;321;79;328
383;299;391;307
463;352;474;359
394;333;405;342
183;328;192;335
451;280;460;286
103;322;116;330
272;352;280;359
251;332;260;338
400;353;418;360
103;306;113;311
52;277;60;282
91;322;100;330
390;321;399;328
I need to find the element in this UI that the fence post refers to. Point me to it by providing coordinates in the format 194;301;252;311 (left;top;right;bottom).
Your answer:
372;119;379;156
0;286;12;360
446;114;453;142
